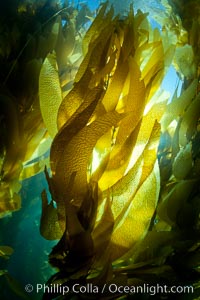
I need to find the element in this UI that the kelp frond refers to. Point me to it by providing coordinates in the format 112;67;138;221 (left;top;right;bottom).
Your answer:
38;3;199;298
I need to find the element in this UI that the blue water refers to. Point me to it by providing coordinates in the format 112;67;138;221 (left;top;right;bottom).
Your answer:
62;0;100;11
0;171;56;299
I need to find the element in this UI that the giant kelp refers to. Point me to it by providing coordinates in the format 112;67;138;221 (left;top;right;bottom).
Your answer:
1;0;200;299
0;0;91;217
129;0;200;298
0;0;60;216
38;3;197;299
155;0;200;296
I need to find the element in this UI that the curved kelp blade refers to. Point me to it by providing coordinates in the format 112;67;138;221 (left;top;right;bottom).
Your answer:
40;190;63;240
52;111;124;205
39;52;63;138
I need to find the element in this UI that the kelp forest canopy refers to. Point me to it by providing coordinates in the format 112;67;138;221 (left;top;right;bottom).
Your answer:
0;0;200;299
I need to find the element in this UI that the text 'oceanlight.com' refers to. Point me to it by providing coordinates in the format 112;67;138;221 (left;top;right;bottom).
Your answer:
24;282;194;296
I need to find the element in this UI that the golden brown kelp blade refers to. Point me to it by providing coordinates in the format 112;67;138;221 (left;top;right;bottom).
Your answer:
40;189;63;240
50;87;105;178
39;3;181;294
39;51;63;138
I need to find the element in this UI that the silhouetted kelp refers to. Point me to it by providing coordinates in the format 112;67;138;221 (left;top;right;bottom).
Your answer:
0;0;91;218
